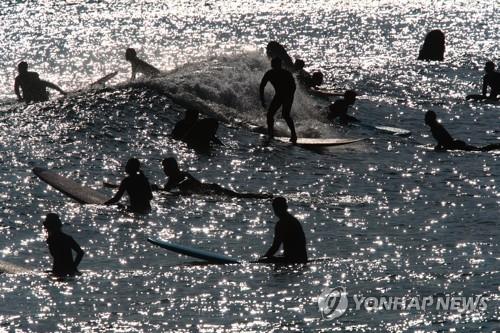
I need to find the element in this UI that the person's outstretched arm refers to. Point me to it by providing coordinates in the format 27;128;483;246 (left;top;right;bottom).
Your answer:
41;80;66;95
262;223;282;258
14;78;22;101
482;76;488;96
259;72;270;108
105;180;126;205
130;62;137;80
70;238;84;273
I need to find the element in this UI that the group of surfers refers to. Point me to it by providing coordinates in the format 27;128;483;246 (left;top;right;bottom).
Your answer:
13;41;500;277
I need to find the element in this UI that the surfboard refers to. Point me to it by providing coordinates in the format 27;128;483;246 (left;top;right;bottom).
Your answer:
274;137;366;147
33;167;108;204
89;71;118;88
147;238;240;264
308;88;344;98
0;260;30;274
466;94;498;103
372;125;411;137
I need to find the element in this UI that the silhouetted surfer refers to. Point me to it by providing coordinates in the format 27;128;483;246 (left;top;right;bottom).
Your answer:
418;30;445;61
327;90;358;125
266;41;295;71
43;213;84;278
294;59;324;89
125;48;161;80
156;157;271;199
482;61;500;100
425;110;500;151
14;61;66;103
171;109;222;152
259;197;307;263
260;57;297;143
105;158;153;213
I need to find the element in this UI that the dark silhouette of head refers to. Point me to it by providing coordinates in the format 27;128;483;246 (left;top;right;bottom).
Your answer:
418;29;445;61
312;71;324;86
43;213;62;232
17;61;28;74
125;48;137;61
266;41;285;59
272;197;288;217
185;109;199;122
484;61;495;73
125;158;141;175
162;157;179;176
271;57;282;69
425;110;437;126
294;59;305;70
344;90;357;105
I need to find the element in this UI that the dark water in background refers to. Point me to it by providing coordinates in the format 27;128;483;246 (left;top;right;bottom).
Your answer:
0;1;498;331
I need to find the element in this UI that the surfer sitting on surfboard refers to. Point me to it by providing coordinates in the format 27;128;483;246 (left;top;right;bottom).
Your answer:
14;61;66;103
43;213;84;278
125;48;161;80
171;109;222;153
259;197;308;264
260;57;298;143
105;158;153;213
155;157;271;199
327;90;358;125
482;61;500;100
425;111;500;152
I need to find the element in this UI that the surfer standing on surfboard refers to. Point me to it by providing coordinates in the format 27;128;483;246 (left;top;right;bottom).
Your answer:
481;61;500;100
259;197;308;263
14;61;66;103
125;48;161;80
260;57;298;144
327;90;358;125
43;213;84;278
105;158;153;213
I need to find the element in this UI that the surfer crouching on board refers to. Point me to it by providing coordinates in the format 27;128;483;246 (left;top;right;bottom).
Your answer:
125;48;161;80
14;61;66;103
43;213;84;277
155;157;271;199
425;111;500;152
259;197;308;264
105;158;153;213
327;90;358;125
482;61;500;100
260;57;298;143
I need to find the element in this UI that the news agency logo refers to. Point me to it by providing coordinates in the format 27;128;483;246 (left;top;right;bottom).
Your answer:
318;287;488;321
317;287;348;320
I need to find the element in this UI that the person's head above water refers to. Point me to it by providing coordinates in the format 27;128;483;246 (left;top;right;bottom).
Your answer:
271;57;282;69
424;110;437;125
272;197;288;217
344;90;357;104
162;157;180;176
311;71;324;86
17;61;28;74
43;213;62;232
125;158;141;175
294;59;305;71
484;61;495;73
185;109;199;122
125;48;137;61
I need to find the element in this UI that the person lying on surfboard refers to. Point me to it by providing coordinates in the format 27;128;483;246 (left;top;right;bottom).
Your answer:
170;109;222;153
125;48;161;80
154;157;272;199
259;197;308;264
327;90;358;125
425;111;500;152
260;57;298;143
14;61;66;103
105;158;153;213
43;213;84;277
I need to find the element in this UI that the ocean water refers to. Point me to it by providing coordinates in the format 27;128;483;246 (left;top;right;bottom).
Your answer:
0;0;498;332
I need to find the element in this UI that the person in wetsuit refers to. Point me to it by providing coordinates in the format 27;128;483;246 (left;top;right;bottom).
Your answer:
125;48;161;80
417;29;445;61
105;158;153;213
171;109;200;140
14;61;66;103
156;157;271;198
43;213;84;277
260;197;308;263
266;41;295;71
260;57;297;143
425;110;500;151
482;61;500;100
294;59;324;89
170;110;222;152
327;90;358;125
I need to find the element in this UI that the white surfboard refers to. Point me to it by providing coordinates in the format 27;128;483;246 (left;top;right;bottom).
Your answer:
274;137;367;147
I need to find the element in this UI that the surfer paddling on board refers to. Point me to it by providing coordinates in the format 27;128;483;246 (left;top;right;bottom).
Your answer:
260;57;298;143
14;61;66;103
425;111;500;151
154;157;272;199
327;90;358;125
259;197;308;264
105;158;153;213
43;213;84;278
125;48;161;80
481;61;500;100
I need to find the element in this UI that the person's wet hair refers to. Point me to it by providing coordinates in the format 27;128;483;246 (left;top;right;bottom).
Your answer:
162;157;178;170
485;61;495;72
125;48;137;60
271;57;282;69
185;109;199;121
125;158;141;174
272;196;288;212
294;59;305;70
418;29;445;61
43;213;62;231
425;110;437;124
312;71;324;86
17;61;28;72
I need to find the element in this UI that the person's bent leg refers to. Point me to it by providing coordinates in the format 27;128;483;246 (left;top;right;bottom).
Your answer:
267;97;281;139
281;95;297;143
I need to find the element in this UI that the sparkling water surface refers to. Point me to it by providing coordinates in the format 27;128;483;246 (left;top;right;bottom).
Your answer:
0;0;498;331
